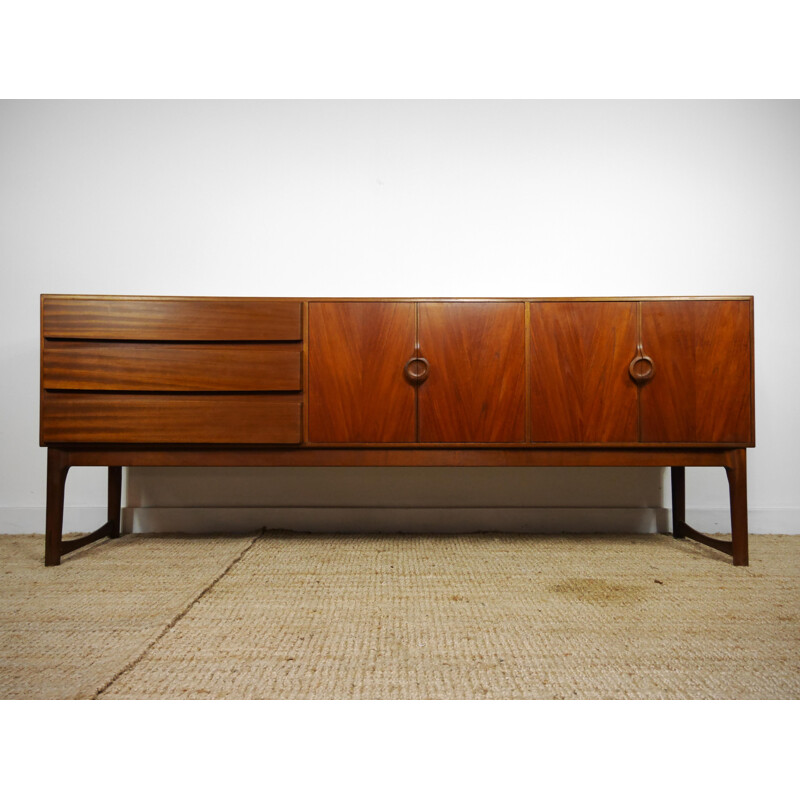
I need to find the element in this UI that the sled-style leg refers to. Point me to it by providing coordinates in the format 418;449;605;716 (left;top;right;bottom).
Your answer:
45;450;124;566
670;451;749;567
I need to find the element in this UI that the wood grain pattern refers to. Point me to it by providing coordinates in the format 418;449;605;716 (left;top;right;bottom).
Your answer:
61;445;740;469
641;300;752;443
43;341;301;392
38;294;756;567
726;447;749;565
42;296;301;341
308;302;416;443
418;302;525;443
530;301;638;442
41;394;301;444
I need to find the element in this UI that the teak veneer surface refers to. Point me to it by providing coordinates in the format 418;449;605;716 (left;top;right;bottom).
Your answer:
418;302;526;443
530;301;639;443
43;341;302;392
38;294;755;566
41;393;302;444
640;300;752;443
308;302;416;443
42;296;301;341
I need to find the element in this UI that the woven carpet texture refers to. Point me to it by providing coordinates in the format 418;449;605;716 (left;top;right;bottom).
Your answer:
1;531;798;699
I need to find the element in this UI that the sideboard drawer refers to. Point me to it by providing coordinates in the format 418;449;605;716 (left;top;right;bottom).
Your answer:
43;341;302;392
41;394;302;444
42;296;302;341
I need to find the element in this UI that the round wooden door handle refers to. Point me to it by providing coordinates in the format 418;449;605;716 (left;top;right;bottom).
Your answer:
404;356;429;385
629;350;655;384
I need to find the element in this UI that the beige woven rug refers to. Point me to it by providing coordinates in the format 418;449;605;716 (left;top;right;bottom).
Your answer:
1;531;798;699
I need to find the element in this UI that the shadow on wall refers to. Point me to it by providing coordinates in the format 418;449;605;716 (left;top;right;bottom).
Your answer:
124;466;671;534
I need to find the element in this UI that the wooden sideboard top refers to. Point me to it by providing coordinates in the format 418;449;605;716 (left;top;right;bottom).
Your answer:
42;294;754;302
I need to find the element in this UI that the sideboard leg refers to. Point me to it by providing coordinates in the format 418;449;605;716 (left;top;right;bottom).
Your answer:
45;454;124;566
45;448;70;567
726;449;749;567
671;466;686;538
108;466;122;538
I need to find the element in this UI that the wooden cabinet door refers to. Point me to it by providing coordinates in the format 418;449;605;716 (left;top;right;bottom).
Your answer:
418;302;526;443
641;300;753;443
530;301;639;442
308;302;416;443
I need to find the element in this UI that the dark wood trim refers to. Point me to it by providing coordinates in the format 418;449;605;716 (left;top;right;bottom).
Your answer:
58;446;739;468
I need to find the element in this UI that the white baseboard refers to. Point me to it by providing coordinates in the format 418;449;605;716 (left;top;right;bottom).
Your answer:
0;506;109;535
123;506;673;534
2;506;799;535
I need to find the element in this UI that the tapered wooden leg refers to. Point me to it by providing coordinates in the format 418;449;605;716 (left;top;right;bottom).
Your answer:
671;466;686;538
725;448;749;567
108;466;122;538
45;448;70;566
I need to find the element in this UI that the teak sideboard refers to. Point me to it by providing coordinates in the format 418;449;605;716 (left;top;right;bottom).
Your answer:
39;295;755;566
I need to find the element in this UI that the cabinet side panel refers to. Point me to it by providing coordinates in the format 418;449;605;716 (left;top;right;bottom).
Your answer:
418;302;525;443
530;301;638;442
641;300;752;443
308;302;416;443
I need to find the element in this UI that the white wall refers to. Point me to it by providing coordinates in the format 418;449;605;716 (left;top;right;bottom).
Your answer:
1;100;798;535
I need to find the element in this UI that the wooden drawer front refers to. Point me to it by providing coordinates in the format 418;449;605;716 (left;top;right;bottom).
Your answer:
43;341;301;392
42;297;302;341
41;394;301;444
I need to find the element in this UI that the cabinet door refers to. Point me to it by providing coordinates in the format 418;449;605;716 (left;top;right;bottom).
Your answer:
418;302;525;443
530;301;639;443
308;302;416;443
641;300;753;443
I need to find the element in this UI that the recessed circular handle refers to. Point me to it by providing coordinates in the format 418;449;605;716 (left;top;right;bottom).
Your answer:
629;353;655;384
404;356;429;385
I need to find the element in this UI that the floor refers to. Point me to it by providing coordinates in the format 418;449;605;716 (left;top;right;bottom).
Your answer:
1;531;798;699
